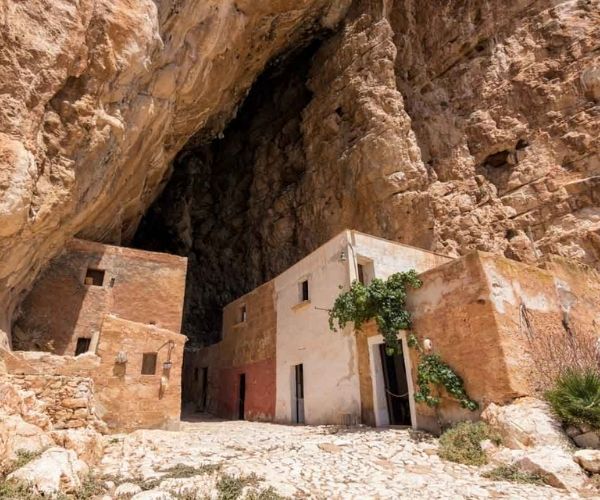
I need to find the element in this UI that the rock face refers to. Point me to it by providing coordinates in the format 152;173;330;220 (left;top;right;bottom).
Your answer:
0;0;351;347
136;1;600;342
2;1;599;346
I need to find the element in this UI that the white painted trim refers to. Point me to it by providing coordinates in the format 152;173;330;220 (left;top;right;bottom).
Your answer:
367;333;417;429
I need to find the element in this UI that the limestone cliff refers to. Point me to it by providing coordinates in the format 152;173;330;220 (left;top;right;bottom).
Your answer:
136;1;600;342
1;0;599;346
0;0;351;346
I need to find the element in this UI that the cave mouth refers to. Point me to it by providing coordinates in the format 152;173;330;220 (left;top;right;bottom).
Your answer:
133;38;325;348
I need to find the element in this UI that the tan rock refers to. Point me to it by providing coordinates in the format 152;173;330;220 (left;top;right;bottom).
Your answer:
516;446;587;491
573;449;600;474
50;428;104;466
481;397;572;450
7;447;88;494
0;414;53;470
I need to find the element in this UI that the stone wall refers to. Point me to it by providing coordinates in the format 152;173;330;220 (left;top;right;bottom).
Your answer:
4;315;187;432
14;239;187;354
6;374;105;432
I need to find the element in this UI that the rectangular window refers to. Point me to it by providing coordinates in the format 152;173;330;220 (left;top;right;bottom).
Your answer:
238;305;247;323
357;264;365;284
141;353;157;375
356;259;374;285
84;268;105;286
74;337;91;356
299;280;309;302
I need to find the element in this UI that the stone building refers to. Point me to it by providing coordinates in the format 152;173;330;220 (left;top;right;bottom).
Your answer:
7;239;188;432
185;230;600;432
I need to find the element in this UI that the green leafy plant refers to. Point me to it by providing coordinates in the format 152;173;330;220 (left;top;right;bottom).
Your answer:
438;422;501;466
482;464;546;485
329;271;477;410
329;270;422;355
545;368;600;430
414;353;478;411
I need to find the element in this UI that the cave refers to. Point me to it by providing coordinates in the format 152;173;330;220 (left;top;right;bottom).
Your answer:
133;40;325;347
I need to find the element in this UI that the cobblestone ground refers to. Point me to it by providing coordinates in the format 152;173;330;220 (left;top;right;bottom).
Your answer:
100;417;576;499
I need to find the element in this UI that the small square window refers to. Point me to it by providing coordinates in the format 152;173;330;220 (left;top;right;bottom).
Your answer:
238;305;247;323
141;353;157;375
299;280;309;302
84;268;105;286
75;337;91;356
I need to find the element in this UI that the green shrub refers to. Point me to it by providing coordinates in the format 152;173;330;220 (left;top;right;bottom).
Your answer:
438;422;501;466
482;464;546;485
545;368;600;430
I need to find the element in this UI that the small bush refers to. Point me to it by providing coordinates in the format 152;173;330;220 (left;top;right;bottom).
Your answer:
545;368;600;430
483;464;546;485
438;422;501;466
216;473;259;500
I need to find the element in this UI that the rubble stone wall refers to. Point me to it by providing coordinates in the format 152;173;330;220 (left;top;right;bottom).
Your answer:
6;374;104;431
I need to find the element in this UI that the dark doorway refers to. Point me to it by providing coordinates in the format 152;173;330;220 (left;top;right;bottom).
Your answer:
294;364;305;423
238;373;246;420
379;344;411;426
201;367;208;411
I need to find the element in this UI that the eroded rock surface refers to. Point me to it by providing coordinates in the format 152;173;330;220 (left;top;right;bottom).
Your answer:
0;0;351;346
137;1;600;342
2;1;599;346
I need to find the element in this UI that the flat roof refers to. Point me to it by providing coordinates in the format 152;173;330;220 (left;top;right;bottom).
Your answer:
225;229;452;307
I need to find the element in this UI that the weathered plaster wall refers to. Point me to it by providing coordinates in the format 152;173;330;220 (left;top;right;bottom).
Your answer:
94;315;186;431
14;239;187;354
184;281;277;420
274;233;357;425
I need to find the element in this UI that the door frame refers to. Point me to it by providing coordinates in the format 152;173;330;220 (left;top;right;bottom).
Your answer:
368;333;416;428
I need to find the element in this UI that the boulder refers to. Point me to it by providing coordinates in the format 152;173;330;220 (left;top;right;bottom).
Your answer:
7;447;88;494
573;431;600;450
481;397;571;450
573;449;600;474
50;428;105;465
516;446;587;491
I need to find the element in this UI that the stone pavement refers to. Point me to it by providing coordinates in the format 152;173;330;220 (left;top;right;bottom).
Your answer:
98;416;581;499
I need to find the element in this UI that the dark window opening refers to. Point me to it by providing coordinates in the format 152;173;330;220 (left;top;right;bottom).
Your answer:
294;364;305;424
357;264;365;284
300;280;309;302
84;268;105;286
141;353;157;375
75;337;91;356
194;367;199;381
239;305;247;323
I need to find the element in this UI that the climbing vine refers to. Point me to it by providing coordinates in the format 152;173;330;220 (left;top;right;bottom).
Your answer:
329;271;478;411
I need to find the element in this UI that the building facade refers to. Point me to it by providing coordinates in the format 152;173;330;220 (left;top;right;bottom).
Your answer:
187;230;600;432
8;239;188;432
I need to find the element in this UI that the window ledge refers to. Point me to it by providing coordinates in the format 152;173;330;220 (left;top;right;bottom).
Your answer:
292;300;311;311
232;321;247;328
